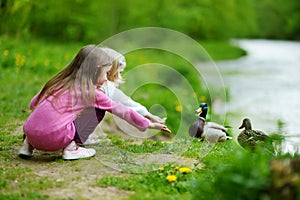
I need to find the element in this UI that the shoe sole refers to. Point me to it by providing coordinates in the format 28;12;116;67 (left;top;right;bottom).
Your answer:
62;154;95;160
62;150;96;160
18;153;33;159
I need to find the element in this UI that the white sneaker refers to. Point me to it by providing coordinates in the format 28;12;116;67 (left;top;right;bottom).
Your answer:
18;138;34;158
63;141;96;160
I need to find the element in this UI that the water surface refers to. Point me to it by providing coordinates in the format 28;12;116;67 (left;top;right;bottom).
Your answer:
215;39;300;153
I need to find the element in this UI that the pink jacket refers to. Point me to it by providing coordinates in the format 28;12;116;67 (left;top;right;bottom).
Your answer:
23;88;150;151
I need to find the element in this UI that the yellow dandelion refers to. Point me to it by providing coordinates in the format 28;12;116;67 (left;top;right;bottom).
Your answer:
3;50;9;57
15;54;26;67
179;167;192;174
175;105;182;112
175;166;179;170
200;96;207;102
158;167;164;171
166;175;177;182
44;59;49;67
64;54;70;62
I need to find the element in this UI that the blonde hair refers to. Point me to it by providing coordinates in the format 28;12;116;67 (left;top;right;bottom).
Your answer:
33;45;113;109
101;47;126;85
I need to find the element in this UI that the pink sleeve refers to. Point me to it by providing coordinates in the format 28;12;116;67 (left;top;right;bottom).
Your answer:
29;92;40;110
94;90;150;131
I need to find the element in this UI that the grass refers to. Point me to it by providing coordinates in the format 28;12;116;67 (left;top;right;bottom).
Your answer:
96;136;300;200
200;40;247;60
1;36;299;199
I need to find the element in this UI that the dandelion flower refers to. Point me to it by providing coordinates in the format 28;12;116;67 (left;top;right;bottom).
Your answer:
44;59;49;67
15;54;26;67
179;167;192;174
158;167;164;171
200;96;207;102
3;50;9;57
64;54;70;62
175;105;182;112
166;175;177;182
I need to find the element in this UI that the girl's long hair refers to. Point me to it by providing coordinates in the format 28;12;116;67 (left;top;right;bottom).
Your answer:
33;45;113;110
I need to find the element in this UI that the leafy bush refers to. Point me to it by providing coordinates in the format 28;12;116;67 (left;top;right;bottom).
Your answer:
1;0;299;42
191;146;274;200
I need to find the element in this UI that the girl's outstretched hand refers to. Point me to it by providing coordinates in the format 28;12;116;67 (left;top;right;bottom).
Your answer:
161;126;171;133
148;122;171;133
146;113;167;124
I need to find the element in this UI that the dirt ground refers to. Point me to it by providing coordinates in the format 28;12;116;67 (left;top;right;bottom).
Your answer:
9;114;201;199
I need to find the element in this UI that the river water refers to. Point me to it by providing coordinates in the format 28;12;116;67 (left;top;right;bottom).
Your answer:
214;39;300;154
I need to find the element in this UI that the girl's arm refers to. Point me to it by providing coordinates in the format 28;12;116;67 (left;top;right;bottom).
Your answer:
148;122;171;133
145;113;166;124
101;81;148;116
101;81;166;123
95;90;150;131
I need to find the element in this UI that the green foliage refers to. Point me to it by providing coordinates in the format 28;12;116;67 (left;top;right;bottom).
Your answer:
127;192;190;200
107;134;167;153
96;137;300;199
0;163;52;199
97;164;194;195
0;0;299;42
0;37;83;127
0;192;49;200
255;0;300;40
201;40;247;60
191;146;274;200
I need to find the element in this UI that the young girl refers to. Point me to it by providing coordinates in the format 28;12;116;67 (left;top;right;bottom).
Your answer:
19;45;170;160
82;47;167;145
101;47;166;123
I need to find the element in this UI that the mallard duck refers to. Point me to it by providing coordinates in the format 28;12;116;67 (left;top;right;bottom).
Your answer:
189;103;231;142
238;118;273;151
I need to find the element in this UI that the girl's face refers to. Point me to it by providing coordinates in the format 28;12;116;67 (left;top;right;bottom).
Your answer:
118;60;126;74
97;65;112;86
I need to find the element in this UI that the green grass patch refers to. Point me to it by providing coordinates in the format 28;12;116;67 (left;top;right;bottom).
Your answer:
97;163;194;195
107;134;166;153
100;144;300;200
0;162;53;200
200;40;247;60
0;36;83;128
97;135;300;200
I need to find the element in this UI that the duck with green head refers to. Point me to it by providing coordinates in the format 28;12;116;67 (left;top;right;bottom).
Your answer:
189;103;231;143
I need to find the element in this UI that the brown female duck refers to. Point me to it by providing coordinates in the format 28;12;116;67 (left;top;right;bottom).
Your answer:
238;118;271;150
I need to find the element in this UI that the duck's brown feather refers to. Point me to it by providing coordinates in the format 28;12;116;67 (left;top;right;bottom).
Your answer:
189;118;205;138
